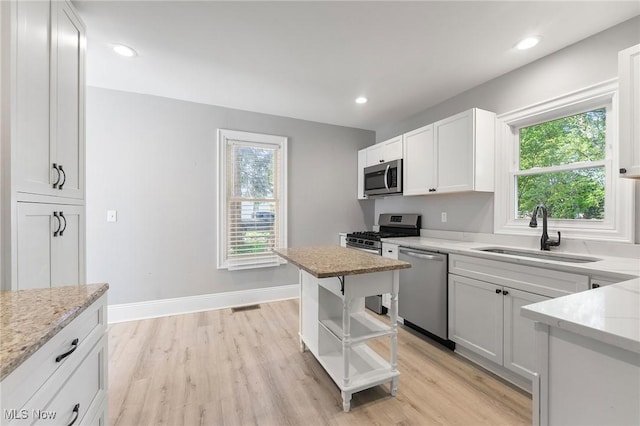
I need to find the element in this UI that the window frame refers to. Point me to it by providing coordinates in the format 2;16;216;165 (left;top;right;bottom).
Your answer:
217;129;288;270
494;80;635;243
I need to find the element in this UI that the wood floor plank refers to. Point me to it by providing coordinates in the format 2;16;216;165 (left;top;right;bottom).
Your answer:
108;299;531;425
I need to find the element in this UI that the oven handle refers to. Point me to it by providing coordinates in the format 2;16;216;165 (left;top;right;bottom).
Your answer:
346;244;381;255
399;248;443;261
384;164;390;191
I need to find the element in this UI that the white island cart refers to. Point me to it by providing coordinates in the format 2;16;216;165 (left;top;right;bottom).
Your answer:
274;246;411;412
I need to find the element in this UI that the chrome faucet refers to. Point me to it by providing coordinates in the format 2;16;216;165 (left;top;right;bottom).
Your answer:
529;205;561;251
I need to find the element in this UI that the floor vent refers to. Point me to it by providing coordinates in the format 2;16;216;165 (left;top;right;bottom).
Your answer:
231;304;261;313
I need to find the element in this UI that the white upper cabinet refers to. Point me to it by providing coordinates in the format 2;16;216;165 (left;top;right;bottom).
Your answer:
357;149;367;200
365;136;402;167
15;0;85;200
433;108;495;194
401;108;495;196
618;44;640;179
402;124;436;196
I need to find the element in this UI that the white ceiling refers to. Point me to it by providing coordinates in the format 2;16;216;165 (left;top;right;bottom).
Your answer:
74;1;640;130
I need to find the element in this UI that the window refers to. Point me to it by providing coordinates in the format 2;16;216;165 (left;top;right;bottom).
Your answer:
217;129;287;270
495;81;634;242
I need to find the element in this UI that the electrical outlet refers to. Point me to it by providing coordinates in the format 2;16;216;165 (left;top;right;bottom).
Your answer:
107;210;117;222
441;212;447;223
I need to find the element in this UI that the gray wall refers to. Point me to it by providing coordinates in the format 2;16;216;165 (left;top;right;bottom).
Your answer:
374;17;640;241
86;87;375;305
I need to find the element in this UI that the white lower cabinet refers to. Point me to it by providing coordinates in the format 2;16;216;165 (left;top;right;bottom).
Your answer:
16;202;85;289
447;254;584;389
449;274;550;382
1;294;107;425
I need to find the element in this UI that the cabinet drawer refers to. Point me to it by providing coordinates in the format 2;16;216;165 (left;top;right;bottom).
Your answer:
1;295;106;412
449;255;588;297
33;336;107;426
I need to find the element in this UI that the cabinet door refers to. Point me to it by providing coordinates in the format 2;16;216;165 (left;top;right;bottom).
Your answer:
402;125;435;195
16;203;55;289
434;109;474;193
15;0;56;197
448;274;503;364
51;1;85;199
503;288;549;380
51;205;84;287
366;143;385;166
618;44;640;178
383;136;403;161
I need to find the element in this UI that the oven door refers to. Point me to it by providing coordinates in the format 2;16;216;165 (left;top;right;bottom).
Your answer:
363;160;402;196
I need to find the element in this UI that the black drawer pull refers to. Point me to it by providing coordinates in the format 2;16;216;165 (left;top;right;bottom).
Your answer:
503;290;509;296
495;289;502;294
53;212;61;237
58;165;66;190
59;211;67;236
52;163;61;188
67;404;80;426
55;338;79;362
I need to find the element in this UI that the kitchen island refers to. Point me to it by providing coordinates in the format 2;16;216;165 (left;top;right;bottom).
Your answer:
273;246;411;412
521;278;640;425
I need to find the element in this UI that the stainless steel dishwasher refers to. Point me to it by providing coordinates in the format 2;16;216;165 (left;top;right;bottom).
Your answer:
398;247;455;350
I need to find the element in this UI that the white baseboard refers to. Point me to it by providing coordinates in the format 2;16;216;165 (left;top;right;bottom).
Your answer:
107;284;299;324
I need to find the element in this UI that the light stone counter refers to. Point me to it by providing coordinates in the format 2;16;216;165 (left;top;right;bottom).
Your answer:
521;278;640;353
273;246;411;278
0;283;109;380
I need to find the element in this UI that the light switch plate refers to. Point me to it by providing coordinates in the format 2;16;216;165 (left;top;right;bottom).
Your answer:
107;210;117;222
441;212;447;223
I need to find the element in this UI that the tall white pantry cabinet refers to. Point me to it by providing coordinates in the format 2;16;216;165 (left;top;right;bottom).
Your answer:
1;0;86;290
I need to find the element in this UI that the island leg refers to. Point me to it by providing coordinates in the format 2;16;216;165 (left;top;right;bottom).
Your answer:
342;391;352;412
342;297;351;388
390;274;399;396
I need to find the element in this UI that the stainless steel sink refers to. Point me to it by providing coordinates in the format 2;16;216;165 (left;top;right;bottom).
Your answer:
475;247;601;263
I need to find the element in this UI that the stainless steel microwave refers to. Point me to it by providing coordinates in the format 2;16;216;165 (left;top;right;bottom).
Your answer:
363;159;402;197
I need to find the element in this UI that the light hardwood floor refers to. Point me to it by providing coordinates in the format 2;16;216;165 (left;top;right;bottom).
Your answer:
108;299;531;426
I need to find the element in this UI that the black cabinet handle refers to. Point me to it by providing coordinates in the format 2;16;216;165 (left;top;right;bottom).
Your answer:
379;159;384;163
55;338;79;362
67;404;80;426
620;168;627;174
52;163;61;189
53;212;61;237
592;283;601;289
495;289;502;294
503;290;509;296
59;212;67;236
58;165;66;190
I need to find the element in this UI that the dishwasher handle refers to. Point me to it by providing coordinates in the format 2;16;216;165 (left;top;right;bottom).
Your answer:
399;248;444;261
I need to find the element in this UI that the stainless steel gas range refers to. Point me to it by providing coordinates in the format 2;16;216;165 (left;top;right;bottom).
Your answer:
345;213;421;313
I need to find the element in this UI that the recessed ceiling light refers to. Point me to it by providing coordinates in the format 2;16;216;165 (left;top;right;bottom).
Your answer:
113;44;137;57
355;97;368;104
516;36;541;50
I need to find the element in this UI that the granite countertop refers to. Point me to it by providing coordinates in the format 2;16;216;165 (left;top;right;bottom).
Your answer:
273;246;411;278
521;278;640;354
0;283;109;381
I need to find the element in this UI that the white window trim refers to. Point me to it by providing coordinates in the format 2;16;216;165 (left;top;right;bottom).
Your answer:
217;129;288;270
494;79;635;243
